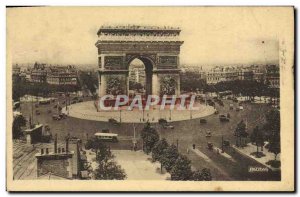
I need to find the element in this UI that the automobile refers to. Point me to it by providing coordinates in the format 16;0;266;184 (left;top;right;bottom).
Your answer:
94;132;118;143
239;106;244;110
73;97;78;101
233;98;238;103
207;142;213;150
218;101;224;106
35;110;41;115
205;131;212;137
78;99;83;103
108;118;119;125
223;140;230;147
236;107;240;111
44;124;50;131
62;101;66;104
39;99;51;105
71;100;77;104
53;104;58;108
163;124;174;129
208;101;215;107
52;114;61;120
200;118;207;124
229;104;234;110
219;115;230;122
158;118;168;125
102;128;110;133
59;113;67;119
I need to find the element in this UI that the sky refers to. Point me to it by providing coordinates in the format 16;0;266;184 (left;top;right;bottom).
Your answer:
7;7;290;68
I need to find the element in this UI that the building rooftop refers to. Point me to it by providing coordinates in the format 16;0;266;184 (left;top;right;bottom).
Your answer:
98;25;180;34
96;25;182;42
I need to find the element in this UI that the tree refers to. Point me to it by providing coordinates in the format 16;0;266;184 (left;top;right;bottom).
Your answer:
263;109;280;160
152;138;169;162
234;120;247;147
13;115;27;139
192;168;212;181
94;151;126;180
250;126;264;156
160;144;179;172
87;138;127;180
200;168;212;181
170;155;192;180
268;132;280;160
141;122;159;154
85;137;106;151
263;109;280;141
152;138;169;173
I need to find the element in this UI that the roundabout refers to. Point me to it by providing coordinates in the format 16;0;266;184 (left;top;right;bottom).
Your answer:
62;101;215;123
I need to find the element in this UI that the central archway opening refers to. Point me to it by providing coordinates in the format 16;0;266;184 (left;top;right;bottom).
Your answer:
128;57;153;97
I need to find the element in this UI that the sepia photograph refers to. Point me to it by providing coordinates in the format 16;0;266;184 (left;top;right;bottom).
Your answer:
6;6;294;192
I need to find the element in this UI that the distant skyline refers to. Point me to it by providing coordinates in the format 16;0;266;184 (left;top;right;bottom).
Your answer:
7;7;283;68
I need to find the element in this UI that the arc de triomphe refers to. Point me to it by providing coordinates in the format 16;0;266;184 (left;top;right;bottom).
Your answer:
95;25;184;97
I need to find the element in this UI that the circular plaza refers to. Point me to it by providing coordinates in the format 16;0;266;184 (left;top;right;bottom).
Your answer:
62;101;215;123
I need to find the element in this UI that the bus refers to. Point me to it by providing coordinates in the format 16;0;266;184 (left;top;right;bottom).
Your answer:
94;132;118;142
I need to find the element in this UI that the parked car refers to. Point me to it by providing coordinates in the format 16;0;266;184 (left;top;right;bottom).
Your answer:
219;115;230;122
52;114;61;120
208;101;215;106
108;118;119;125
229;104;234;110
71;100;77;104
78;99;83;103
158;118;168;125
59;113;67;119
200;118;207;124
163;123;174;129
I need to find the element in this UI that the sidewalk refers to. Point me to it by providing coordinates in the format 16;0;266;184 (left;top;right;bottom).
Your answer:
232;143;280;171
112;150;170;180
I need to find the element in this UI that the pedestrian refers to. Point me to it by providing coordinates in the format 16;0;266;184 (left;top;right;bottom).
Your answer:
192;144;196;150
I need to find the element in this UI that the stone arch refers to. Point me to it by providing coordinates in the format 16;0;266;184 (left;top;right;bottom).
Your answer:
126;55;155;96
96;25;183;98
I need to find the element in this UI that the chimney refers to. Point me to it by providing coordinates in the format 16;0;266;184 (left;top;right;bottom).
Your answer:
41;149;44;155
